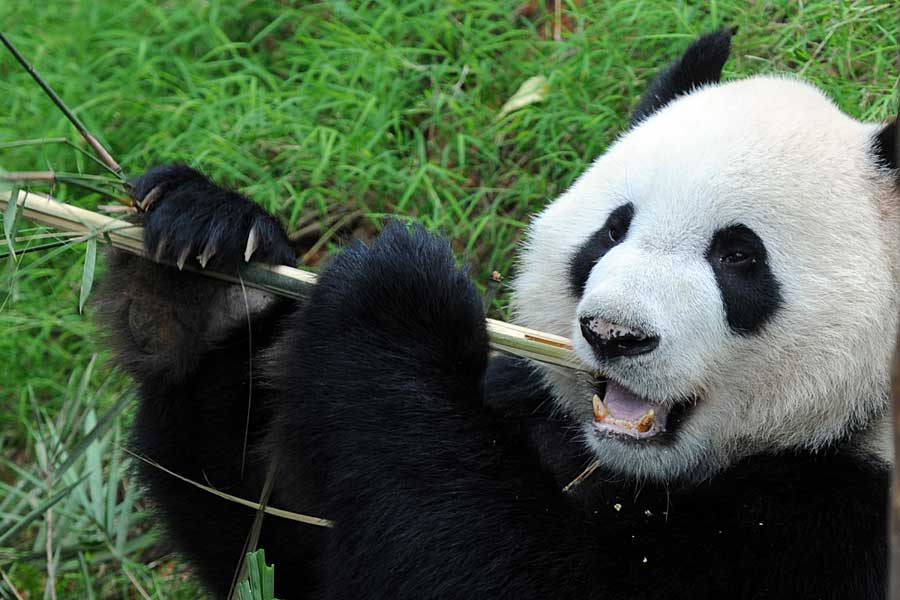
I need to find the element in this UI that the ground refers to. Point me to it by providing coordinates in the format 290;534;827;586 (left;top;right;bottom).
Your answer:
0;1;896;597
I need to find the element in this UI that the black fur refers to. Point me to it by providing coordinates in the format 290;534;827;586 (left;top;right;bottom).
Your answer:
100;166;887;598
483;355;603;496
568;202;634;296
706;223;783;335
631;27;735;126
99;166;327;597
873;118;898;171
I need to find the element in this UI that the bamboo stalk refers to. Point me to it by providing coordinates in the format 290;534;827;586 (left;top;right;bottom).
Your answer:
0;188;585;372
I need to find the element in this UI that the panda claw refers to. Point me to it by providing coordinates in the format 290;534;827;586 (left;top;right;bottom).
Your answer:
244;224;260;263
198;242;217;269
154;236;168;262
137;185;163;212
176;245;191;271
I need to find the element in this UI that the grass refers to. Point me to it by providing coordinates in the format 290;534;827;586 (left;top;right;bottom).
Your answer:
0;1;897;597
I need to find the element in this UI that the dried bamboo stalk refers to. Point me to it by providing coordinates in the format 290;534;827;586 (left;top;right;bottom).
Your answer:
0;188;585;371
0;32;123;177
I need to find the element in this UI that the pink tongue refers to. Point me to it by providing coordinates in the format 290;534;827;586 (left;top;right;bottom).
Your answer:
604;381;669;425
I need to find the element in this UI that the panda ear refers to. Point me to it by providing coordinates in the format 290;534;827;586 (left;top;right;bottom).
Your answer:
630;27;736;126
873;118;898;171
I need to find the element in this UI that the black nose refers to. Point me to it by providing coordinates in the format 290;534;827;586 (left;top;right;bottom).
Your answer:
579;316;660;359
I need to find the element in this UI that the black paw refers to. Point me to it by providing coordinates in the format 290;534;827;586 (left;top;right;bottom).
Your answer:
131;164;295;271
304;222;489;378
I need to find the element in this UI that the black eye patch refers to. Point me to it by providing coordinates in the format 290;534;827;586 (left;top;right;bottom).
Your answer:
705;224;782;335
568;203;634;296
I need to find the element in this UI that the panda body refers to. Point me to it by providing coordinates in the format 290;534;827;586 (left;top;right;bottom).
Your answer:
100;30;896;599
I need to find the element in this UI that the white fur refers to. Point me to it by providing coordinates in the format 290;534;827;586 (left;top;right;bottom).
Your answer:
512;76;900;481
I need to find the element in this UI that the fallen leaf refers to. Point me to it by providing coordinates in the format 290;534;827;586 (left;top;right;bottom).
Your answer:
497;75;549;120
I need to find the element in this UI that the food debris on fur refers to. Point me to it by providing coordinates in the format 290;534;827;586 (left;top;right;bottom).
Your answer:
561;459;601;494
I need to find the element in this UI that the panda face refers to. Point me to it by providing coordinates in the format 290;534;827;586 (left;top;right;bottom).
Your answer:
512;75;899;482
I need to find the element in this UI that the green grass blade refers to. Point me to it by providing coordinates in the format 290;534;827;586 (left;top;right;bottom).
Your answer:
78;551;97;600
237;549;279;600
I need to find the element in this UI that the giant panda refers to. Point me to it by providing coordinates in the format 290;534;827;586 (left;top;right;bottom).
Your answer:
99;29;898;599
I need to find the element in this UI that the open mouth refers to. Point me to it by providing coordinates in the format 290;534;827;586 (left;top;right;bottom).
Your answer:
590;377;695;442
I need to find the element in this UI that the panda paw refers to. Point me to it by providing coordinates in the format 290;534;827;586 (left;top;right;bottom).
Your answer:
131;164;295;271
306;222;489;378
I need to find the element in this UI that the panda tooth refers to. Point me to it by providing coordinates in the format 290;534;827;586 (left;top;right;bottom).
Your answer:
592;394;609;422
636;410;656;433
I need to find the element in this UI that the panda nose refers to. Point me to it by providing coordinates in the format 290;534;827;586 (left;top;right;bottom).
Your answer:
579;316;660;359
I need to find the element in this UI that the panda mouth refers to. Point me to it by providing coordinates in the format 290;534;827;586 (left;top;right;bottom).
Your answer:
591;379;669;440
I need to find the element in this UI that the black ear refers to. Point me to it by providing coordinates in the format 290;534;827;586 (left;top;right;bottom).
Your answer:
873;118;898;170
630;27;736;126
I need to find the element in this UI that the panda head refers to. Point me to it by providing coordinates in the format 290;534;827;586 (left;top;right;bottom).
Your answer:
511;29;900;482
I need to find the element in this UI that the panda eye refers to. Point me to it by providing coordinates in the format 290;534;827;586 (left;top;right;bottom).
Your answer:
721;251;756;266
608;226;623;243
709;224;767;271
602;204;633;246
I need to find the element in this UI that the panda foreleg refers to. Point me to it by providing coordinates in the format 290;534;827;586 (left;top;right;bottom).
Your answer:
265;224;587;598
98;164;311;597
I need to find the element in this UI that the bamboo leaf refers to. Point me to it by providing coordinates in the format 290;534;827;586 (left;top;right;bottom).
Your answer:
54;392;129;479
79;237;97;313
0;475;88;546
105;427;121;533
115;476;137;556
84;409;105;523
